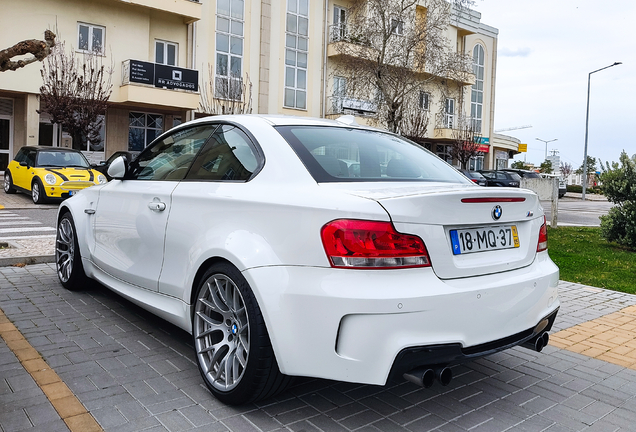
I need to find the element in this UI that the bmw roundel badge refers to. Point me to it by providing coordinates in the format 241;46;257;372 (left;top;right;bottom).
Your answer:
492;205;502;220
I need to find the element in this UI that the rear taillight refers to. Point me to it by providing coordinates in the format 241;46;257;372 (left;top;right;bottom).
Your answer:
537;216;548;252
321;219;431;269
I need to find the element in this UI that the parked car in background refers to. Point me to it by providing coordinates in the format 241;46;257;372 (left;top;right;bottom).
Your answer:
458;169;487;186
93;151;137;180
501;168;542;179
478;170;521;187
4;146;107;203
55;115;559;405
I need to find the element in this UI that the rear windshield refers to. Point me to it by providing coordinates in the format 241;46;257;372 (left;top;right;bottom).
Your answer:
276;125;469;183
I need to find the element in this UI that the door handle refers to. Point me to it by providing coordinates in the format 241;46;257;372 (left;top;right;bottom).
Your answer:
148;201;166;212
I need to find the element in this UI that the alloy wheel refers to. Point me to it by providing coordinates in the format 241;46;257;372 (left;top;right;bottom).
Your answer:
194;274;250;392
56;217;75;284
32;182;40;203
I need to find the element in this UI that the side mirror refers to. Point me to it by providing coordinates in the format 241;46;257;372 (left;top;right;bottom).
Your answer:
107;155;128;180
20;161;28;167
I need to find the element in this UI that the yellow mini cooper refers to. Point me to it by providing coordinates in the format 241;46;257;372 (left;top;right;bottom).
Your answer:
4;146;107;204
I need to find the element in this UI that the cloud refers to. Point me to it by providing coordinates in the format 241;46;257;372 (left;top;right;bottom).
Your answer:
498;47;532;57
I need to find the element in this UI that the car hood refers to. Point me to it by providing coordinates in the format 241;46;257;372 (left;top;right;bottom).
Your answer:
38;167;99;182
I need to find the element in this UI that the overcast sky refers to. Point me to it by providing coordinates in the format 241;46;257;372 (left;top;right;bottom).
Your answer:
473;0;635;171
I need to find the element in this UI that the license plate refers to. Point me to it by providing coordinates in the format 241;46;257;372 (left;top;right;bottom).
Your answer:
450;225;520;255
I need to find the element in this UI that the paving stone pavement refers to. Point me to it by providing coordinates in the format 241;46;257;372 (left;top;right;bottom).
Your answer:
2;264;636;432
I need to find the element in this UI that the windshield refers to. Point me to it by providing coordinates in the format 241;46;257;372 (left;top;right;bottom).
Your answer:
277;126;470;184
36;151;91;168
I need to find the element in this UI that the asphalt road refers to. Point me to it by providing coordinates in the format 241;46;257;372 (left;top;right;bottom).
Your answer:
541;197;613;227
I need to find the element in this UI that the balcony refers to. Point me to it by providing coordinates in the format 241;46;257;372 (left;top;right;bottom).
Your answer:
327;25;475;86
433;113;482;140
113;0;201;23
116;60;199;110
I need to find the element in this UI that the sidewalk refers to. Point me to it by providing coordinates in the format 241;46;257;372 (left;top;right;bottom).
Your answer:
3;264;636;431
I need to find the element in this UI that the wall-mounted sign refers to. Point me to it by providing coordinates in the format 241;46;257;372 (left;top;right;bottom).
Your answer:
477;144;490;153
127;60;198;92
129;60;154;85
475;137;490;144
518;143;528;152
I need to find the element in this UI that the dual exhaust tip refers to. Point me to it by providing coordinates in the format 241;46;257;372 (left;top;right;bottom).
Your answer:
403;366;452;388
522;331;550;353
403;331;551;388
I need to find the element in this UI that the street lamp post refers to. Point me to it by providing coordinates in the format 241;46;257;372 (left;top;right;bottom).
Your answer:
582;62;622;200
536;138;557;162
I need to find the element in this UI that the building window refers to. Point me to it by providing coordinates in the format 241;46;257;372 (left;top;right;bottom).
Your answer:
216;0;244;100
390;18;404;35
419;91;429;110
284;0;309;110
469;155;484;171
332;76;347;113
129;112;163;152
78;23;105;54
155;40;178;66
436;144;452;164
445;98;455;128
332;5;347;41
471;44;485;133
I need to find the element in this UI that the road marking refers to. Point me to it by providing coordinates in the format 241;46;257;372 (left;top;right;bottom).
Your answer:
0;308;103;432
0;227;55;233
0;220;42;226
0;234;56;241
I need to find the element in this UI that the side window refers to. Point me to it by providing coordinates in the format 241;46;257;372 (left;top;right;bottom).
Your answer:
129;126;217;181
25;151;36;167
186;124;259;181
14;149;27;164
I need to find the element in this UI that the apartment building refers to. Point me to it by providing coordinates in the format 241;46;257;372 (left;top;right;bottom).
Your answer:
0;0;514;171
0;0;201;169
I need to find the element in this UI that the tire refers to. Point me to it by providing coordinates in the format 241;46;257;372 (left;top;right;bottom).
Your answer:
56;211;88;290
3;171;16;194
192;263;290;405
31;178;46;204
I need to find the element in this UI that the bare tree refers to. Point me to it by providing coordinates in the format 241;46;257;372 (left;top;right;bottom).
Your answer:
560;161;573;178
199;66;253;115
39;40;113;150
0;30;55;72
330;0;474;134
448;118;481;169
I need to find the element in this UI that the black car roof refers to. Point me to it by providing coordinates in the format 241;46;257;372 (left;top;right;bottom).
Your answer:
21;146;83;153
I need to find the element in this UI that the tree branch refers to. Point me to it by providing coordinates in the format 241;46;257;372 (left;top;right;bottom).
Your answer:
0;30;55;72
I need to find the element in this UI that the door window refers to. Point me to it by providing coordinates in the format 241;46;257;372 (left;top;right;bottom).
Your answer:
186;124;259;181
129;125;217;181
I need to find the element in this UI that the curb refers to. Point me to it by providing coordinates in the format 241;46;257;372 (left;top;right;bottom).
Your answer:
0;254;55;267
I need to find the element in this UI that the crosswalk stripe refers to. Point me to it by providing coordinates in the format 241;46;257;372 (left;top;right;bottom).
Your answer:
0;221;42;226
0;227;55;234
0;234;56;241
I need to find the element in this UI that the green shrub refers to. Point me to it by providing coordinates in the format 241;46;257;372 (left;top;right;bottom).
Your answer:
599;151;636;249
566;184;603;194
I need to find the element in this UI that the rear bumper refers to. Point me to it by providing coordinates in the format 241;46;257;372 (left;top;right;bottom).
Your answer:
388;307;558;381
243;252;560;385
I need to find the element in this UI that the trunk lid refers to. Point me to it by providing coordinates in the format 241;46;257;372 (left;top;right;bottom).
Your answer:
321;182;544;279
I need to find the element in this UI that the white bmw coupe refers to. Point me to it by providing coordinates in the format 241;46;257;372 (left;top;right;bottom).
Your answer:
55;115;559;405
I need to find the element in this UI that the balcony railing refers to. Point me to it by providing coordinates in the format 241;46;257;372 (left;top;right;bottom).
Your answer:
434;113;482;134
328;96;377;116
